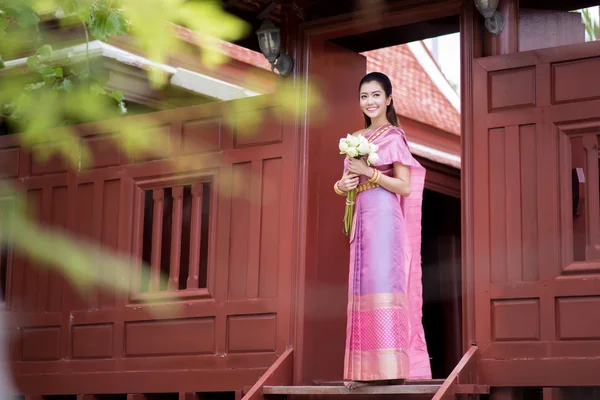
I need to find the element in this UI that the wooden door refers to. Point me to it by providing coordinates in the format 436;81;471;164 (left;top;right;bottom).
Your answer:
298;39;366;384
470;40;600;387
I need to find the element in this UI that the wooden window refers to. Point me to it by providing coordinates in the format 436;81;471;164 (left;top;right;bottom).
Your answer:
132;176;213;301
570;133;600;263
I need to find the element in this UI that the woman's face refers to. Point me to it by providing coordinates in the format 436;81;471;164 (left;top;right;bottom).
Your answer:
359;81;391;121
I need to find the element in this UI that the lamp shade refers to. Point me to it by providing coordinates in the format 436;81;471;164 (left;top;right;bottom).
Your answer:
474;0;499;19
256;19;280;64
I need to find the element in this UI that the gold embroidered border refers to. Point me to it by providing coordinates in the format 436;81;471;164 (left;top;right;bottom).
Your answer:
350;292;408;312
344;348;410;381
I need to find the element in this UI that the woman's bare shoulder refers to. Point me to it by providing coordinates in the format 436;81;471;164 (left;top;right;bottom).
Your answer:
351;128;367;137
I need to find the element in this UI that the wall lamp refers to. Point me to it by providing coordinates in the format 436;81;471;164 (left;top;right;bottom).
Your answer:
474;0;505;35
256;19;294;77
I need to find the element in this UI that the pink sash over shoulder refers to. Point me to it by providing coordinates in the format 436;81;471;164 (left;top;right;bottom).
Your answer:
343;125;431;381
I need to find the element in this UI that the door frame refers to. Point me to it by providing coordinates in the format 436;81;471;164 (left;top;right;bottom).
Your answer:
292;0;479;384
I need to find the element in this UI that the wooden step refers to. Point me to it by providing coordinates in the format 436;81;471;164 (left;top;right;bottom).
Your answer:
313;380;445;387
262;384;441;396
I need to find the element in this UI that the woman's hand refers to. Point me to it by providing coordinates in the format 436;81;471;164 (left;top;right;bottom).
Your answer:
337;171;359;192
347;157;372;177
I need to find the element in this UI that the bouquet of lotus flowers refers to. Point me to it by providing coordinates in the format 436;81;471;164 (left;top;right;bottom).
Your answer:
338;134;380;235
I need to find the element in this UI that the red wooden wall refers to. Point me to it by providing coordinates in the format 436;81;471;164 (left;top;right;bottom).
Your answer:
0;94;297;395
470;40;600;387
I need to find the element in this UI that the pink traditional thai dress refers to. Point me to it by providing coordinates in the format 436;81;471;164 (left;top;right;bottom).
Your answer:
343;123;431;381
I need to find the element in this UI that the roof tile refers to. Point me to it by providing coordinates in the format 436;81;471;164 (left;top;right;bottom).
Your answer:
362;45;460;135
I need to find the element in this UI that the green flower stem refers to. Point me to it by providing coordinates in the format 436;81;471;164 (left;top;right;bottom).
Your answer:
343;188;357;236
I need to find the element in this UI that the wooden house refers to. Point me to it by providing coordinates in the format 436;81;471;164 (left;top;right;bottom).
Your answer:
1;0;600;399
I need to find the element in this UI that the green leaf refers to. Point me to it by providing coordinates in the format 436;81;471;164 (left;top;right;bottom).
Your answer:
106;10;128;36
36;66;62;83
89;8;109;41
0;17;9;37
90;82;106;95
14;7;40;28
24;81;46;91
110;91;124;102
58;79;73;92
0;56;4;69
36;65;54;76
37;44;53;58
27;55;40;67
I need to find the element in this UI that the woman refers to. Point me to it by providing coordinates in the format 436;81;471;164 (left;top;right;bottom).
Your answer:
333;72;431;389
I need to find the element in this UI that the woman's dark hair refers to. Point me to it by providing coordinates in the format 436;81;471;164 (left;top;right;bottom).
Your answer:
358;72;399;128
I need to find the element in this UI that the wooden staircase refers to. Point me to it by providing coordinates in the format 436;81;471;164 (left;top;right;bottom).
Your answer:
243;346;487;400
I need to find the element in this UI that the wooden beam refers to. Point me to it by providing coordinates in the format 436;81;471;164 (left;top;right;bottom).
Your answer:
431;345;481;400
242;347;294;400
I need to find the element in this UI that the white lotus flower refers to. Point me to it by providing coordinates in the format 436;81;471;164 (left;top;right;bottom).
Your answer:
346;147;358;158
339;138;349;152
357;141;370;155
368;143;379;153
346;134;359;147
367;152;380;165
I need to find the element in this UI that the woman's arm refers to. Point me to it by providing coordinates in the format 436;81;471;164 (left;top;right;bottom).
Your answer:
347;158;411;196
374;162;411;196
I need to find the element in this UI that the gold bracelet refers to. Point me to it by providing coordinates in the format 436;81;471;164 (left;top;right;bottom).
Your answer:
334;181;346;196
368;169;380;183
374;170;382;183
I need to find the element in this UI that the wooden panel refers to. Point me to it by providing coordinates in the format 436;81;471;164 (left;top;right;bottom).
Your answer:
492;299;540;341
30;142;70;175
14;368;266;395
489;128;507;283
81;134;121;169
505;126;523;283
99;179;120;309
21;326;61;361
46;186;68;313
227;314;276;353
22;189;43;313
234;110;282;148
71;182;95;311
489;124;539;284
71;324;113;359
556;296;600;340
131;123;173;162
258;158;282;299
553;57;600;104
181;117;222;155
0;147;19;178
519;124;539;281
124;318;216;356
488;67;536;111
228;162;252;300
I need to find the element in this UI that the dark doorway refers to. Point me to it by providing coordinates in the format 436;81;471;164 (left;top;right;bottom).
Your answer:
421;188;462;379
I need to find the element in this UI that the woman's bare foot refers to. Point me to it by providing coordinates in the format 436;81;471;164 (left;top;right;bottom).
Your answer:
343;380;400;390
343;381;370;390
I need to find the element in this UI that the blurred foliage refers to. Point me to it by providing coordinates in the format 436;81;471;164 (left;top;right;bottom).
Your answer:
581;7;599;41
572;7;599;41
0;0;249;301
0;0;325;305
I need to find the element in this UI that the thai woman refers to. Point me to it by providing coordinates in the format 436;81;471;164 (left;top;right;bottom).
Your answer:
333;72;432;389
